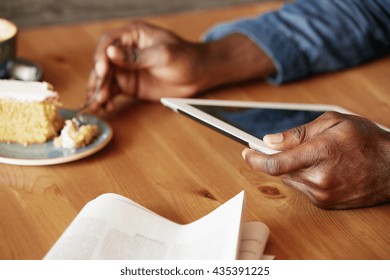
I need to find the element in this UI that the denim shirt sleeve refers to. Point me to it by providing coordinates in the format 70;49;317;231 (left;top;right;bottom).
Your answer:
203;0;390;84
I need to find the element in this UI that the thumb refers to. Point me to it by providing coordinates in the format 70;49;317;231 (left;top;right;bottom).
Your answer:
263;112;338;151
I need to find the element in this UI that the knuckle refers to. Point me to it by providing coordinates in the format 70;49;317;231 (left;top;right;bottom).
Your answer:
311;201;330;209
290;125;306;143
322;111;342;120
317;142;333;160
264;157;282;175
311;195;333;209
156;44;174;64
125;47;140;65
321;111;344;127
307;188;333;209
307;177;335;209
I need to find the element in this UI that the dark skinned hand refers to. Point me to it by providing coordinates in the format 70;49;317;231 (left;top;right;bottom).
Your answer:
242;111;390;209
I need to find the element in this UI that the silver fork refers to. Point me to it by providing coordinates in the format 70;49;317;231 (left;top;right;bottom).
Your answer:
73;76;104;127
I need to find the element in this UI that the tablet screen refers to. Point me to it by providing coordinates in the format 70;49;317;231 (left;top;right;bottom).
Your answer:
192;105;324;139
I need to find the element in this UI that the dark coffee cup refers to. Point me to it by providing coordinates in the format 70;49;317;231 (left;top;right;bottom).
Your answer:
0;18;17;79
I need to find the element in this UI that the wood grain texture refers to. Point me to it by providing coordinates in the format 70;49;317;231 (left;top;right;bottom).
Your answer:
0;2;389;260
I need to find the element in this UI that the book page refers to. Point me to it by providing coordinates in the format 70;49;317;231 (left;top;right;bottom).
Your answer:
44;191;245;260
238;222;270;260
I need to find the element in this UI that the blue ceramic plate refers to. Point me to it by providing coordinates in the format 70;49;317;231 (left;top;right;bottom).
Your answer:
0;109;113;166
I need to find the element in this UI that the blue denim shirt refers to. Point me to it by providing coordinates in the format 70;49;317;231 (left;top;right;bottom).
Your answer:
203;0;390;84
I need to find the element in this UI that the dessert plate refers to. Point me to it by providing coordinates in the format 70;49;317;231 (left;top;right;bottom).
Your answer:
0;109;113;166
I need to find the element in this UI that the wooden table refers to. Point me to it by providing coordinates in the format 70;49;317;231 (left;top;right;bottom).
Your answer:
1;2;389;260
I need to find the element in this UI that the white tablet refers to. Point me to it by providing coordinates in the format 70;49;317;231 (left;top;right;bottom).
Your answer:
161;98;356;154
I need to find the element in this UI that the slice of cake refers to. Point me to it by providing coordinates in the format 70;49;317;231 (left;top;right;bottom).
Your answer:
54;119;98;149
0;80;64;145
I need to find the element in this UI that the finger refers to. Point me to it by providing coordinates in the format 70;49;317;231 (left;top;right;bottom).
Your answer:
93;21;159;74
94;29;126;64
86;67;118;112
106;45;141;69
115;68;139;97
243;143;337;205
103;100;116;113
93;29;129;82
281;177;312;198
100;79;124;113
90;35;122;111
280;177;324;205
242;145;320;176
107;44;171;70
263;111;342;151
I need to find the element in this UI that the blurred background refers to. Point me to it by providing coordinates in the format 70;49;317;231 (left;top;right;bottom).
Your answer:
0;0;287;28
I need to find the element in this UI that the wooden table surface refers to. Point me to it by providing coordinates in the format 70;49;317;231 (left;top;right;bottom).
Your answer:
1;2;389;260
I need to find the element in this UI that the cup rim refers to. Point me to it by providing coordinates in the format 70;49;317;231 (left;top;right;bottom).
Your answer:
0;18;17;41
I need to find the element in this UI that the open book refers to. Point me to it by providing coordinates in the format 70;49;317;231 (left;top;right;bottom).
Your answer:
44;191;271;260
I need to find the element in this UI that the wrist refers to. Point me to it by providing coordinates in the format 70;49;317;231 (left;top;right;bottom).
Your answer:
197;33;276;91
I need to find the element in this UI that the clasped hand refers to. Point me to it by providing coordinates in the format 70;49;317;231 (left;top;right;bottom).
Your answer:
87;21;207;113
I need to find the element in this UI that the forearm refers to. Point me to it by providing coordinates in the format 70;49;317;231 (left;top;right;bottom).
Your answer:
203;0;390;84
197;34;276;91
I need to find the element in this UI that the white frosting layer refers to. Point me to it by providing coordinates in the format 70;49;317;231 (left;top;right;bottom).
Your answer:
60;121;77;149
0;80;58;102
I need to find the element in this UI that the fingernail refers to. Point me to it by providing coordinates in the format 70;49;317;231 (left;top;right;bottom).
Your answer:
95;60;107;77
264;133;283;144
106;45;116;59
242;149;248;160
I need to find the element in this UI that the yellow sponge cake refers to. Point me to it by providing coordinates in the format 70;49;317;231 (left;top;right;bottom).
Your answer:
0;80;63;145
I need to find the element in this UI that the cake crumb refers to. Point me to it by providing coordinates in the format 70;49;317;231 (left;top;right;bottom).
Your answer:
54;119;99;149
